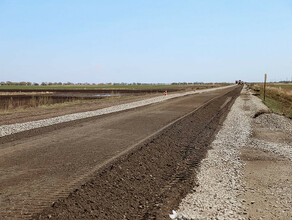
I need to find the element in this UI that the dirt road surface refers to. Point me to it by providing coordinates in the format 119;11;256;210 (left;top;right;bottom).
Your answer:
0;86;241;219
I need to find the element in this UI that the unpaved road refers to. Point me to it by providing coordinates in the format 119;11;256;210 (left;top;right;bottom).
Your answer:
0;86;240;219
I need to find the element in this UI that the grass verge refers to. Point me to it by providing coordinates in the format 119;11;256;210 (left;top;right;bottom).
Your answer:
250;84;292;118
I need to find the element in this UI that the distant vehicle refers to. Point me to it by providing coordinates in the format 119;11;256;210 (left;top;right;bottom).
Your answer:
235;80;243;85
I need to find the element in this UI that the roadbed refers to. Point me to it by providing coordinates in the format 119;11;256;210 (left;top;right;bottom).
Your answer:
0;85;240;219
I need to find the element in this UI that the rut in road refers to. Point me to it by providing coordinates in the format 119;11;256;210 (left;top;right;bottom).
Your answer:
35;86;242;220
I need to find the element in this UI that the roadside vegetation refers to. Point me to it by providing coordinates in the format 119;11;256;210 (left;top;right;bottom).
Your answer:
0;96;126;115
250;83;292;118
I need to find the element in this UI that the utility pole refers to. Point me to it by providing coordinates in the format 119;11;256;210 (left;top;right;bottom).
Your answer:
264;73;267;101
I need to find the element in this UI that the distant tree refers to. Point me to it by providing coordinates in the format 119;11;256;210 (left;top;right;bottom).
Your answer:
57;82;63;85
33;82;39;86
0;81;6;86
64;82;74;85
27;82;32;86
19;81;26;86
48;82;53;86
6;81;12;85
41;82;47;86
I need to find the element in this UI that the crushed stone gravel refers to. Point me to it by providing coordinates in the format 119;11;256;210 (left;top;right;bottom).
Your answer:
0;85;235;138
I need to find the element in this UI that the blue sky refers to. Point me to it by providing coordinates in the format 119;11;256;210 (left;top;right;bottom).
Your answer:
0;0;291;83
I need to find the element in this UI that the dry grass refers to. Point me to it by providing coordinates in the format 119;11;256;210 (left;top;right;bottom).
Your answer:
0;95;135;115
0;98;101;115
251;83;292;118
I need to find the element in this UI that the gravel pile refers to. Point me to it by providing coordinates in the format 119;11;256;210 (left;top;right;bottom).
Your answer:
0;85;235;138
254;113;292;133
251;114;292;162
175;87;251;220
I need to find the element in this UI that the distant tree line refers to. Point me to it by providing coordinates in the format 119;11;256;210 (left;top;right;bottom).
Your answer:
0;81;202;86
0;81;231;86
171;82;205;85
278;80;292;83
0;81;79;86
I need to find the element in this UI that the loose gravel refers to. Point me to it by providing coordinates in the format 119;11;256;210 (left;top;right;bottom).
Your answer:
173;85;292;220
0;85;235;138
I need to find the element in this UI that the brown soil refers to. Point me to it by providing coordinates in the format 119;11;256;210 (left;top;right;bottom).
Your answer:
252;128;292;144
240;109;292;220
32;87;241;220
240;148;292;220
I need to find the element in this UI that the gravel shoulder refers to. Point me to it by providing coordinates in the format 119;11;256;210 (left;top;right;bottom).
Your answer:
175;85;292;220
